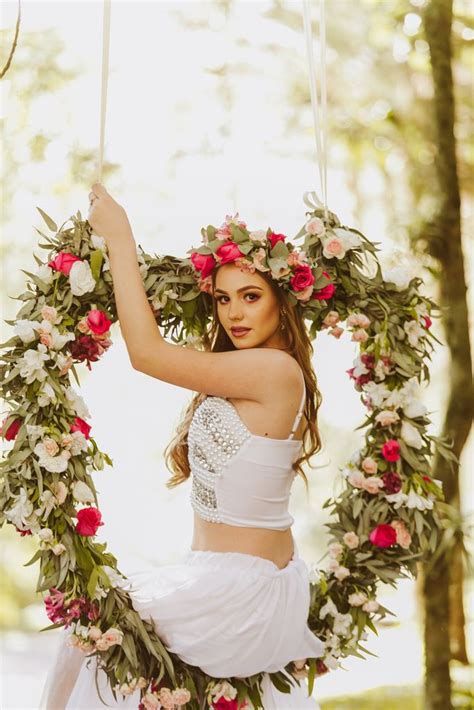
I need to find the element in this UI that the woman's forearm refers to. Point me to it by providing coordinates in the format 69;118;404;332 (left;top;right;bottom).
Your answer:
106;230;164;366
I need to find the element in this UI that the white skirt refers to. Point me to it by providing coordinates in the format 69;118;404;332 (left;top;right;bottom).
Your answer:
39;542;324;708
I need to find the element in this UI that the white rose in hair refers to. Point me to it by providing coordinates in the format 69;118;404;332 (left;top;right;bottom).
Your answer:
69;260;96;296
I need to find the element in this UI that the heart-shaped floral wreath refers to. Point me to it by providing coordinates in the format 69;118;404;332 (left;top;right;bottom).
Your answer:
0;195;457;709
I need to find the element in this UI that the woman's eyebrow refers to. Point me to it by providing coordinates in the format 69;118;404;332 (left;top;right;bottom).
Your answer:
214;286;264;294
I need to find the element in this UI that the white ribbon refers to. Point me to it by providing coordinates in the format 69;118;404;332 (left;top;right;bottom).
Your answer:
302;0;328;219
97;0;111;182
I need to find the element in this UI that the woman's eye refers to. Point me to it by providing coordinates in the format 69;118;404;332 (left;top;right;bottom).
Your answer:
216;294;259;303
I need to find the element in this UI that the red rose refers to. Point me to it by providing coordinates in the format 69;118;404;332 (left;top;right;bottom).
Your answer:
290;264;315;292
422;315;432;329
70;416;91;439
312;271;335;301
215;241;245;265
382;471;402;494
369;523;397;548
381;439;401;462
75;507;104;536
191;252;216;279
267;231;286;249
48;252;82;275
212;699;248;710
86;309;112;335
360;353;376;369
0;415;22;441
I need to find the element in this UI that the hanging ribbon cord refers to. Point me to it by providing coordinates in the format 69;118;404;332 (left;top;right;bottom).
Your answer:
302;0;328;220
98;0;111;183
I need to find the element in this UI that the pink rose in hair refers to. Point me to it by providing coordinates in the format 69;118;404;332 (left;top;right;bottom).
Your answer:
48;252;82;275
267;231;286;249
191;252;216;279
215;241;245;265
290;264;315;292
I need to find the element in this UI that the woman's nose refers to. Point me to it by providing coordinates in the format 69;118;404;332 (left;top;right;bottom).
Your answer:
228;300;243;318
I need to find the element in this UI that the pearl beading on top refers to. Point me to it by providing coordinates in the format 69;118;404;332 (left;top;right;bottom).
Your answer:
188;397;251;523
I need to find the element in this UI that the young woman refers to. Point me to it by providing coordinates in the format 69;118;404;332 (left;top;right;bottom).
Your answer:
39;184;326;708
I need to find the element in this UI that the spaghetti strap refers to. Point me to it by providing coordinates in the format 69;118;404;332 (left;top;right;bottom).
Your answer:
288;366;306;440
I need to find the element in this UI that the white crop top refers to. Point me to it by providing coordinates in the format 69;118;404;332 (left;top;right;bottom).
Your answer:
188;366;306;531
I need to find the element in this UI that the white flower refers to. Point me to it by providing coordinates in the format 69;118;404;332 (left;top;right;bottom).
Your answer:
401;420;424;449
17;344;50;383
406;490;434;510
102;565;128;589
37;490;57;520
34;441;70;473
52;543;67;556
209;681;237;702
65;387;91;420
91;234;108;253
308;565;322;584
361;381;391;408
305;217;325;236
414;302;429;319
374;409;400;426
323;653;340;670
38;527;54;542
348;592;368;607
319;598;338;620
362;600;380;613
384;265;412;290
404;319;425;347
50;328;76;350
333;227;362;250
14;319;41;343
249;229;267;242
334;565;351;581
402;399;428;419
69;260;96;296
72;481;95;503
3;487;34;529
36;264;54;285
26;424;46;441
333;612;353;635
38;382;57;407
384;491;408;509
328;542;343;559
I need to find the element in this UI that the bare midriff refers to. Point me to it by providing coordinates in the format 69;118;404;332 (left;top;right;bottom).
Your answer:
191;513;295;570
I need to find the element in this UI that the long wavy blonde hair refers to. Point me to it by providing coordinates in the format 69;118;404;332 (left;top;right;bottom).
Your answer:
164;267;323;493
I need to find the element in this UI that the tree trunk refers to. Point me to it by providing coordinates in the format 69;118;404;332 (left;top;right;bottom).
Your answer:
421;0;473;708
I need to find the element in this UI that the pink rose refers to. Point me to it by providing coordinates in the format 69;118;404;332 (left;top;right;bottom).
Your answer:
70;416;91;439
369;523;397;548
351;328;369;343
41;305;58;322
391;519;412;549
191;251;216;279
343;531;359;549
0;415;22;441
329;326;344;339
312;271;335;301
172;688;192;706
322;310;340;327
348;470;366;488
86;309;112;335
48;252;82;275
199;275;213;294
305;217;325;235
290;264;315;292
40;332;53;348
363;476;385;494
381;439;401;462
361;457;378;474
323;237;346;259
43;437;59;456
294;284;314;301
252;247;270;273
75;507;104;536
267;231;286;249
215;241;245;265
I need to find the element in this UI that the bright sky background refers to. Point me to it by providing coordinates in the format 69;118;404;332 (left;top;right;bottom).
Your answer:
0;1;472;706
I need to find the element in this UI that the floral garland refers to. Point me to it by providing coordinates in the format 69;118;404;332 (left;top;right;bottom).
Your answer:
0;199;458;709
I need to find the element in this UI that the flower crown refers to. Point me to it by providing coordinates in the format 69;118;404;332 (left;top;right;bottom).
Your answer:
186;213;337;306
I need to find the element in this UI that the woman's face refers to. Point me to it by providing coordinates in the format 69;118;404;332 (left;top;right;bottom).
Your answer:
213;263;286;350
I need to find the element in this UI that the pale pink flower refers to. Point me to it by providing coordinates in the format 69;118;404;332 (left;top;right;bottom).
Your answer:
322;237;346;259
391;519;412;549
347;313;371;329
88;626;103;641
328;542;343;559
375;409;400;427
95;637;111;651
234;257;255;274
334;565;351;581
77;318;90;334
348;470;366;488
172;688;192;705
351;328;369;343
363;476;385;494
248;229;267;242
52;543;66;555
343;531;360;549
287;251;301;266
362;599;379;613
41;305;59;323
327;558;340;572
305;217;325;236
43;437;59;456
252;248;270;272
329;326;344;339
361;457;378;474
158;687;175;709
102;627;123;646
323;310;340;327
142;692;161;709
198;275;213;294
294;284;314;301
39;332;53;348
